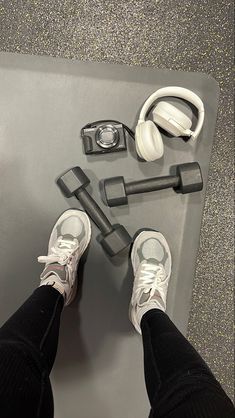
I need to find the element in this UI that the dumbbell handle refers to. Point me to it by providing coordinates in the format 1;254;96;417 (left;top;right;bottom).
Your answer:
75;188;113;236
125;175;180;195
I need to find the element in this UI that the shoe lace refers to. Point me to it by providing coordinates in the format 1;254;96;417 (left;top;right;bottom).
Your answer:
133;261;166;304
38;237;79;266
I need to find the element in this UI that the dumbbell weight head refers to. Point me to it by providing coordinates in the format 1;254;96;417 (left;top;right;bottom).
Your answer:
99;224;131;257
57;166;132;257
104;176;127;207
57;167;90;197
176;162;203;194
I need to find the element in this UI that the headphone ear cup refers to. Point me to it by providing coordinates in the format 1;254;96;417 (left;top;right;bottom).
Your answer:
135;121;164;162
153;102;192;137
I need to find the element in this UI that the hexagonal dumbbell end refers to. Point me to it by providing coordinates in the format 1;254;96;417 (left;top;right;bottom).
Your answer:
100;224;132;256
57;167;90;198
104;176;128;207
176;162;203;194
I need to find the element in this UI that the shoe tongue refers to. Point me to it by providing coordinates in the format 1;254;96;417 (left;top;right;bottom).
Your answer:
57;237;74;249
139;289;163;306
138;260;164;306
41;263;67;282
140;291;151;304
145;258;159;266
58;243;69;250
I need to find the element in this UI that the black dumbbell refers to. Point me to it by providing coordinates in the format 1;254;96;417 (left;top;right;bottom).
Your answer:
57;167;132;256
104;162;203;207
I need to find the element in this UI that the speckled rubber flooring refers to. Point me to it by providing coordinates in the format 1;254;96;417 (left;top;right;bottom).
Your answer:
0;0;234;400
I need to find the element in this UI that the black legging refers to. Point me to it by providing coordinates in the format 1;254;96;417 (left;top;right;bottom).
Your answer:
0;287;233;418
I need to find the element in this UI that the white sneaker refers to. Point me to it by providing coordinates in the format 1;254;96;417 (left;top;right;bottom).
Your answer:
38;209;91;306
129;230;172;334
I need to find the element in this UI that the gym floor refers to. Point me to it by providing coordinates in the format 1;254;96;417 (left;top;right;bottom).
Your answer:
0;0;234;401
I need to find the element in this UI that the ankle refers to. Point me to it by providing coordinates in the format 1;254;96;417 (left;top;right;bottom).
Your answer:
137;301;165;329
39;275;66;300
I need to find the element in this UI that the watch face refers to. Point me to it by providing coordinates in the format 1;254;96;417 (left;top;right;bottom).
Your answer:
96;125;119;149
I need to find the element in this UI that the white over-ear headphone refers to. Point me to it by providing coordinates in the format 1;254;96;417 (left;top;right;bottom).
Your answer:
135;86;205;162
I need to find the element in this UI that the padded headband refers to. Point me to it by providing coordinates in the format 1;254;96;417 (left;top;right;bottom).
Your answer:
138;86;205;140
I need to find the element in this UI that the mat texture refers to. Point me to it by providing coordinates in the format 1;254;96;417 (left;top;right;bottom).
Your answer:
0;52;220;418
0;0;234;402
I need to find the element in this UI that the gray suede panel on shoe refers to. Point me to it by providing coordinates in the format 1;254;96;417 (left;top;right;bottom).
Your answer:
40;263;67;282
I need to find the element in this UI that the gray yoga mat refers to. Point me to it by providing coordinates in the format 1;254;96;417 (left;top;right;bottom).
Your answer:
0;52;219;418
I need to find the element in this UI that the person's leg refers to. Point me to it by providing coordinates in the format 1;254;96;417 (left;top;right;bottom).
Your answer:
0;286;63;418
0;209;91;418
141;309;234;418
129;231;234;418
